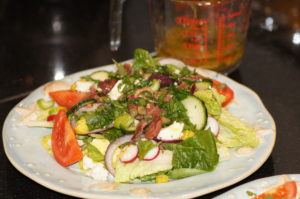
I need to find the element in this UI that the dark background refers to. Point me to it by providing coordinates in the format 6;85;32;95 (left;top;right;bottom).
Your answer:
1;0;300;198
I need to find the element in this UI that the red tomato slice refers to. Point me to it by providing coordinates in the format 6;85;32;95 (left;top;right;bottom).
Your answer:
253;181;297;199
212;80;234;107
49;90;93;109
51;109;83;167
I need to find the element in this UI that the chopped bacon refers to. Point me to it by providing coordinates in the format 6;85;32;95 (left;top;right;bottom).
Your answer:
146;103;163;118
123;63;133;75
134;87;153;98
177;81;189;89
98;79;117;94
128;104;138;117
131;120;148;141
144;116;162;139
164;93;173;102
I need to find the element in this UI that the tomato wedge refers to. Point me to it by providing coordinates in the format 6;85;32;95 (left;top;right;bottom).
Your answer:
51;109;83;167
49;90;94;109
212;80;234;107
253;181;297;199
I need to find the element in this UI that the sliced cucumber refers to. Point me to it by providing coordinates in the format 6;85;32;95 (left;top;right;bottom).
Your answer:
67;98;97;115
90;71;109;81
181;96;207;130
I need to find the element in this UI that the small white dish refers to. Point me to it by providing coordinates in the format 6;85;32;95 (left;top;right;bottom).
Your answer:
214;174;300;199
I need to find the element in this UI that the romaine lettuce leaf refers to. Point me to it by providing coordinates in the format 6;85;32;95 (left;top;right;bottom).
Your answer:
216;109;259;148
114;150;173;183
167;168;206;179
162;129;219;172
84;142;104;162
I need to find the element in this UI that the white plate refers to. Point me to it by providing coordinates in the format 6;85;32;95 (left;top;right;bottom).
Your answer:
214;174;300;199
2;61;276;199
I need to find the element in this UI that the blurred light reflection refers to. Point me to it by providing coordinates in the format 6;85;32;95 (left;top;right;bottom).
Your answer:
292;31;300;45
54;69;64;80
52;16;62;33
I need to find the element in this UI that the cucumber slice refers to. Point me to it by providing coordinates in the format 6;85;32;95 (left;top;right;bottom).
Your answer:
67;98;97;115
181;96;207;130
90;71;109;81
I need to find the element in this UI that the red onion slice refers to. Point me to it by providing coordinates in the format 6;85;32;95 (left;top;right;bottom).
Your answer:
78;124;114;135
104;134;133;176
74;102;101;115
154;138;183;143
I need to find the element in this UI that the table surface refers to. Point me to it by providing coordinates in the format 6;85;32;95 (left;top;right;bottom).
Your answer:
1;0;300;198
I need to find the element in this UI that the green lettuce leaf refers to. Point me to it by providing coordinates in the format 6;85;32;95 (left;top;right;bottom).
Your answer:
167;168;206;179
132;48;157;71
162;129;219;172
216;109;259;148
84;142;104;162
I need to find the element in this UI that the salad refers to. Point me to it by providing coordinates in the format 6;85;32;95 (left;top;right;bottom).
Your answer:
16;49;260;184
247;175;299;199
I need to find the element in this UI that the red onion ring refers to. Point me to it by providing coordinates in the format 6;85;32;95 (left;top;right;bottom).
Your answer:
104;134;133;176
153;138;183;143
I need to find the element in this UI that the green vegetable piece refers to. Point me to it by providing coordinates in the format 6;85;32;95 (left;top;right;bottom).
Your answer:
162;129;219;172
101;128;124;142
49;106;67;115
114;150;173;183
67;98;97;116
194;88;225;116
90;71;109;81
216;109;259;148
37;99;54;110
194;80;212;91
132;48;157;71
85;142;104;162
137;139;157;160
246;191;257;197
113;59;127;76
149;79;160;91
167;168;206;179
114;113;134;130
165;64;182;75
138;171;168;182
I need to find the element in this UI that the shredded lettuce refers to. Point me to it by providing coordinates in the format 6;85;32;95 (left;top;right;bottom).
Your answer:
216;109;259;148
114;150;173;183
83;142;104;162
